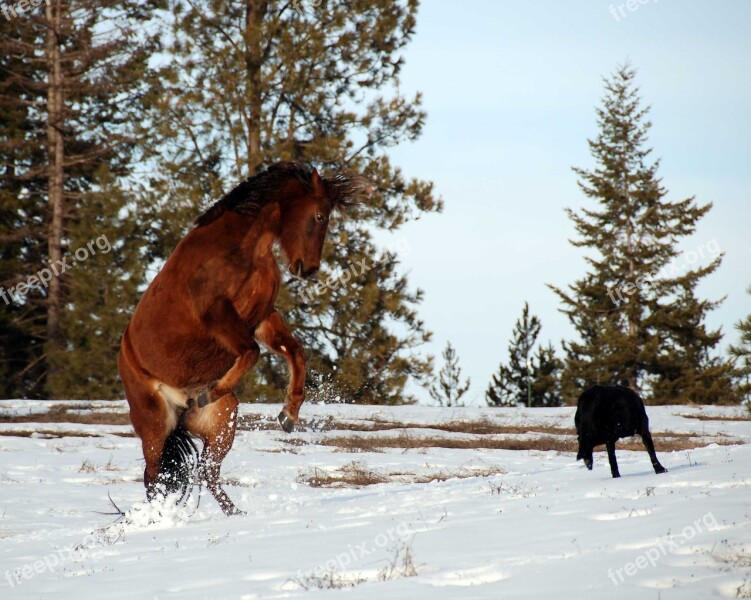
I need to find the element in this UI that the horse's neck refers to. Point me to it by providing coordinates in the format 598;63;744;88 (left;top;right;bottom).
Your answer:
237;203;281;264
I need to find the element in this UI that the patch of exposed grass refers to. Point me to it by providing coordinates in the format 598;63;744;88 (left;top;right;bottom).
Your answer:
319;433;572;453
414;466;505;484
710;542;751;598
236;413;284;431
379;542;418;580
0;429;103;439
300;461;389;488
278;437;309;447
487;479;538;499
292;542;418;591
0;405;130;426
319;432;742;454
79;459;97;473
294;571;367;591
297;415;573;436
680;413;751;422
298;461;505;488
79;456;120;473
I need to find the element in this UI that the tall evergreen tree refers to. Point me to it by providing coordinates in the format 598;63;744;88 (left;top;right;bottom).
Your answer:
486;302;562;407
485;365;515;408
0;1;160;398
549;63;738;405
142;0;441;404
730;286;751;404
429;342;470;407
534;342;564;407
0;14;49;397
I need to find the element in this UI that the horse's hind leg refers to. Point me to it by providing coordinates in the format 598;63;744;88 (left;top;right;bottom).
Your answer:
119;355;171;499
184;391;243;515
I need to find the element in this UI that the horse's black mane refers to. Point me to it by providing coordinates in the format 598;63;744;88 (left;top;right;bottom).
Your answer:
194;162;369;227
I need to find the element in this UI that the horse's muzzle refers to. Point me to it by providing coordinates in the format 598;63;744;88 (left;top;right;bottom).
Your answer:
290;259;318;280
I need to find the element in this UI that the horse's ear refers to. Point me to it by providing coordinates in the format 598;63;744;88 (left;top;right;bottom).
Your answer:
311;168;325;196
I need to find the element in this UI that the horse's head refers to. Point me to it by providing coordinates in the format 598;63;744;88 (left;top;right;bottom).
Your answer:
278;169;331;279
279;167;368;280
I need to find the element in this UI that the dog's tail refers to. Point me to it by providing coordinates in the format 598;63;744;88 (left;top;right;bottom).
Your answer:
152;425;199;503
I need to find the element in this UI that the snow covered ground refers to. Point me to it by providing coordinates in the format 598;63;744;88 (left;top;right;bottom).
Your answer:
0;400;749;599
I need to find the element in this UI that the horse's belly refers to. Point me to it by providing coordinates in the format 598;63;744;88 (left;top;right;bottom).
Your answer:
135;328;235;387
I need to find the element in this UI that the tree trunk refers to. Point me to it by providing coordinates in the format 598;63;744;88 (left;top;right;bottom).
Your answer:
623;167;638;391
45;0;65;392
244;0;267;174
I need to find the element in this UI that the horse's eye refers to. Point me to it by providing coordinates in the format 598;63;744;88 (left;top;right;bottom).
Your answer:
316;213;326;223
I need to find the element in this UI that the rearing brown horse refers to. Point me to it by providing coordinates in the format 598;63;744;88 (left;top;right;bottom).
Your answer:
118;162;365;515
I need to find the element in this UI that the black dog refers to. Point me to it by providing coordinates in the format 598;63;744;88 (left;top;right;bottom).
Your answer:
575;384;667;478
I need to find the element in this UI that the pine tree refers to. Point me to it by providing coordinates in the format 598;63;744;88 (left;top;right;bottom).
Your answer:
142;0;441;404
549;63;739;405
429;342;470;407
534;342;564;407
0;15;49;397
730;286;751;404
486;302;562;407
0;1;160;398
485;366;515;407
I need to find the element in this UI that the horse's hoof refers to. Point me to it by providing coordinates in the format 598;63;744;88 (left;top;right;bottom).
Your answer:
277;411;295;433
225;506;246;517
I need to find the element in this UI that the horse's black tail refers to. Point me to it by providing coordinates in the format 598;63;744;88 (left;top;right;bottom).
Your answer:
150;425;199;504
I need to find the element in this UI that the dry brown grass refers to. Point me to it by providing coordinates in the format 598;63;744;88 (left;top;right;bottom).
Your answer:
0;404;130;426
236;413;576;436
300;461;389;488
319;432;741;454
710;542;751;598
379;418;571;436
295;415;573;436
294;541;418;590
379;542;418;580
680;413;751;422
413;465;505;484
294;571;367;591
298;460;506;488
79;456;120;473
236;413;284;431
0;429;104;439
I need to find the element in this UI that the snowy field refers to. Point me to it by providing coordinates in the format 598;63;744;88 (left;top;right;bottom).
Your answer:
0;400;749;599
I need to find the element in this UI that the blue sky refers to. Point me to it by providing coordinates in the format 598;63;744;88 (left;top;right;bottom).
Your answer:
384;0;751;405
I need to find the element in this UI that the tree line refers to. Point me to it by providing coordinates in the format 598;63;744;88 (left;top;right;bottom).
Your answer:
432;66;751;408
0;3;749;405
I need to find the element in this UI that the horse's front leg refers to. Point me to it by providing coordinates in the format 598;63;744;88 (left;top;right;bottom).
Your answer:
208;340;260;402
255;311;306;433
